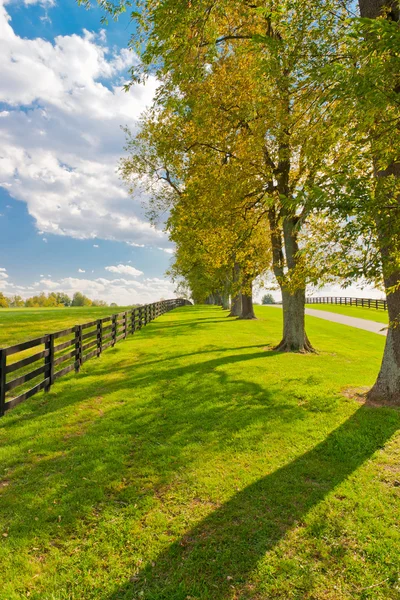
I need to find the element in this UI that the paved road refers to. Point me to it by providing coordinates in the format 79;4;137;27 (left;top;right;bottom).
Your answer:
268;305;387;336
305;308;387;336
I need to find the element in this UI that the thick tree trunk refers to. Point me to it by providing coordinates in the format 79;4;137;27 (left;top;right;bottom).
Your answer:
274;288;314;352
268;208;314;352
359;0;399;20
229;294;242;317
367;167;400;403
368;298;400;403
359;0;400;403
240;292;256;320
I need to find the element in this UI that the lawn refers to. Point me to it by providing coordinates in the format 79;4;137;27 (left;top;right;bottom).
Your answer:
0;305;399;600
305;303;388;324
0;306;132;348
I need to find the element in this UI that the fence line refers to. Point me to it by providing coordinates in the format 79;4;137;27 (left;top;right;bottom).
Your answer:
306;296;387;311
0;298;189;417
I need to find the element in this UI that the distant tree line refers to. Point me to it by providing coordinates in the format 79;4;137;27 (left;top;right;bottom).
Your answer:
0;291;108;308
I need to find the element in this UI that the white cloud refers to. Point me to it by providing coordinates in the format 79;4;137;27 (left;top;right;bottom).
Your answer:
0;267;8;280
158;247;175;255
0;1;166;247
8;274;176;304
93;244;99;248
78;268;85;273
105;264;143;277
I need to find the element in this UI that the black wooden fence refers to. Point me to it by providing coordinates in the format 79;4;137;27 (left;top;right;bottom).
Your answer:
0;298;189;417
306;296;387;311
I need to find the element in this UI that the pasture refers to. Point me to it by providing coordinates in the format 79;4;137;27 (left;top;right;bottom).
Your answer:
0;307;132;348
0;305;399;600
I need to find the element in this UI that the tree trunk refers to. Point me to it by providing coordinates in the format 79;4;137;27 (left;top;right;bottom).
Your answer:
268;208;314;352
367;165;400;403
274;288;314;353
368;283;400;403
240;292;256;319
229;263;242;317
359;0;400;403
221;293;230;310
359;0;399;20
229;294;242;317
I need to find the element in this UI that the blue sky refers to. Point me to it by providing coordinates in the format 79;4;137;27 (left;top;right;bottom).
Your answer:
0;0;175;305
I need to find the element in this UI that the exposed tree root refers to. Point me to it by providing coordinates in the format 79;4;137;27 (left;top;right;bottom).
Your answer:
273;337;316;354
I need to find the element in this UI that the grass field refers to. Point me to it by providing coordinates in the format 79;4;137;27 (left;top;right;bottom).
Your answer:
0;306;132;348
306;303;388;324
1;305;399;600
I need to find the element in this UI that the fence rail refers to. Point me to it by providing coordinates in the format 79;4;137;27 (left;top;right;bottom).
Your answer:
0;298;189;417
306;296;387;311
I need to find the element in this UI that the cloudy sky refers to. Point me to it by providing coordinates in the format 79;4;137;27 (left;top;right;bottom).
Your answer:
0;0;176;305
0;0;382;304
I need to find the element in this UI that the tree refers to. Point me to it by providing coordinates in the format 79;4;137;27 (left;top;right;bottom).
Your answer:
71;292;92;307
262;294;275;305
114;0;352;349
354;0;400;402
9;295;24;307
56;293;71;307
92;299;108;307
0;293;9;308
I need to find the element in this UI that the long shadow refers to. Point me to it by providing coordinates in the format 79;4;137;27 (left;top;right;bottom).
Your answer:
106;405;399;600
0;345;306;549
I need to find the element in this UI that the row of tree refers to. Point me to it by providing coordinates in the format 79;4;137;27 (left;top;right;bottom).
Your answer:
0;291;108;308
84;0;400;403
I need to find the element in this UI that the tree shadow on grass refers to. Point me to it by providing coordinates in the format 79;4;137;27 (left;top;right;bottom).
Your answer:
0;346;307;551
105;405;400;600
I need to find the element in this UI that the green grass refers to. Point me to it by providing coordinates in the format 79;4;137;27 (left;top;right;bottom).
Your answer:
306;303;388;324
1;305;399;600
0;306;132;348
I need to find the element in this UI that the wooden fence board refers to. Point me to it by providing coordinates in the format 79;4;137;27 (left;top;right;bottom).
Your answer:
0;299;188;416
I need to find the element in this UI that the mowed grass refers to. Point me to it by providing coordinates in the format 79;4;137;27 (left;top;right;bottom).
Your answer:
306;303;388;324
0;307;132;348
1;305;399;600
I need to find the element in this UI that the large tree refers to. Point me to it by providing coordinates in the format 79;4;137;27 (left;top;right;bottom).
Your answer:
112;0;351;351
354;0;400;402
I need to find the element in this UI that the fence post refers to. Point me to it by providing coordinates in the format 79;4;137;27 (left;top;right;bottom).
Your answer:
75;325;82;373
124;311;128;339
112;315;117;346
97;319;103;357
45;334;54;392
131;309;135;334
0;349;6;417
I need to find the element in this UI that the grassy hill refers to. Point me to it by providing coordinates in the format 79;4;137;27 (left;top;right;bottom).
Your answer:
0;306;399;599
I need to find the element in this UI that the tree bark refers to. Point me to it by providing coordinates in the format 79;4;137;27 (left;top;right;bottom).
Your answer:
240;291;256;319
238;274;256;319
268;208;314;352
359;0;400;403
274;288;314;352
229;294;242;317
367;164;400;403
228;263;242;317
359;0;399;19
